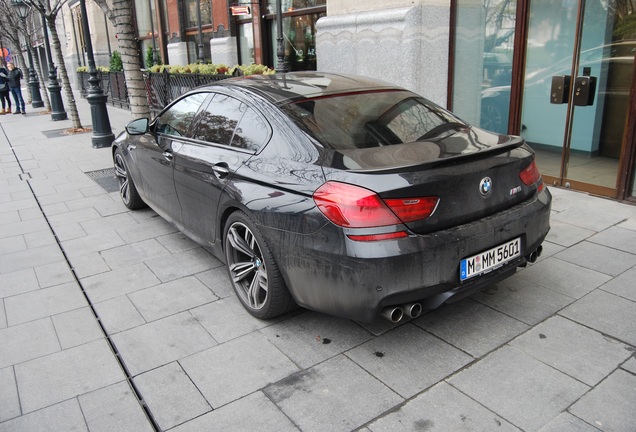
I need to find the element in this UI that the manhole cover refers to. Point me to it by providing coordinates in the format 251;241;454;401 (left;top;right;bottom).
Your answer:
86;168;119;193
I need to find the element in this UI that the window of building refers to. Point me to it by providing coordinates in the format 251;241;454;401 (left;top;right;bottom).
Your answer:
185;0;212;28
183;0;215;63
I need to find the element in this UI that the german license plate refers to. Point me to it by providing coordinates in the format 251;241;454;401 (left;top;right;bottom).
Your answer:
460;238;521;281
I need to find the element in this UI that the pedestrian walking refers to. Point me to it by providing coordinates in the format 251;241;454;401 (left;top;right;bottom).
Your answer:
0;62;25;114
0;62;11;115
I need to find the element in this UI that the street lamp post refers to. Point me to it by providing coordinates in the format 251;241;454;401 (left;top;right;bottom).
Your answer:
147;0;158;65
196;2;205;63
275;0;287;73
78;0;114;148
11;0;43;108
24;45;44;108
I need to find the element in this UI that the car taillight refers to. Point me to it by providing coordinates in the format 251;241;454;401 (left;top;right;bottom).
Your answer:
313;182;400;227
519;160;544;192
313;181;438;228
384;197;439;223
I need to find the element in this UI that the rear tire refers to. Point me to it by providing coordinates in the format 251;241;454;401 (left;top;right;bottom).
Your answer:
224;211;295;319
114;147;146;210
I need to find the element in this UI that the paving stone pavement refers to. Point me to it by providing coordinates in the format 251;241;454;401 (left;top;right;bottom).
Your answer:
1;97;635;432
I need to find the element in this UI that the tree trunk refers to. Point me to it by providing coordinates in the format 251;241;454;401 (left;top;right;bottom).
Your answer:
46;13;83;128
95;0;150;119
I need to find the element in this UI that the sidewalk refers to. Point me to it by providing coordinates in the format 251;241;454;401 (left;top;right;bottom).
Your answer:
1;96;635;432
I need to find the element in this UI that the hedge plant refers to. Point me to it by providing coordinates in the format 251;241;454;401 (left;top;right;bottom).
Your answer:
148;63;275;75
78;62;275;76
109;51;123;72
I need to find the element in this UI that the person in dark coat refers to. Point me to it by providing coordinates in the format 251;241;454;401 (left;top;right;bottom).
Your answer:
0;63;11;114
0;62;25;114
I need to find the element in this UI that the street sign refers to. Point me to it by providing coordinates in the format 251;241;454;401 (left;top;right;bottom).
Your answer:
1;47;11;64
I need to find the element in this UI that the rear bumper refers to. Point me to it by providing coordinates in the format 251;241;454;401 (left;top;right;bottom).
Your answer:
269;188;552;322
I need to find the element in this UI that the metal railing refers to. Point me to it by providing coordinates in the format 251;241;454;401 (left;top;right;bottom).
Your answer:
77;71;231;115
143;71;230;115
77;71;129;110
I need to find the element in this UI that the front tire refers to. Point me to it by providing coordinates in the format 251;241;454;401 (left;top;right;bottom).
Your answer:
224;211;294;319
114;147;146;210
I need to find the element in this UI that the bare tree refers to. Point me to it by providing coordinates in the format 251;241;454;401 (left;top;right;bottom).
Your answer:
23;0;84;128
93;0;150;118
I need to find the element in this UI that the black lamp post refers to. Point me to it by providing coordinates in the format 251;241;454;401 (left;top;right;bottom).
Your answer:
196;1;204;63
78;0;114;148
11;0;44;108
147;0;158;65
275;0;287;73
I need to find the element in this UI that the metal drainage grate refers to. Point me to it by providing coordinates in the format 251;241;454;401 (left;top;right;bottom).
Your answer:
85;167;119;193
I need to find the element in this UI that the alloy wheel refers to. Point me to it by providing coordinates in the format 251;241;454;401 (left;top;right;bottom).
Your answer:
114;152;132;206
226;221;269;310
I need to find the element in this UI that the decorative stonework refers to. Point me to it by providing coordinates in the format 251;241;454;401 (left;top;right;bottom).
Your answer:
210;37;239;66
167;43;189;66
316;5;450;105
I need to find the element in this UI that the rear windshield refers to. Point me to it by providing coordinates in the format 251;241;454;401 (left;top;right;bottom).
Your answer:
280;90;465;150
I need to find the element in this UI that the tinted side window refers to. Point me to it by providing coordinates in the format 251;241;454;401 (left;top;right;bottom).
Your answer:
232;104;269;151
155;93;208;137
193;94;243;145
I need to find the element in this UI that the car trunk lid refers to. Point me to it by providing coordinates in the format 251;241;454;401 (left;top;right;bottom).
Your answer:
320;130;541;234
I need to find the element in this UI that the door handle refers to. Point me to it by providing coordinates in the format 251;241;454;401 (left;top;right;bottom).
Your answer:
162;151;173;161
573;75;597;106
212;163;230;178
550;75;570;104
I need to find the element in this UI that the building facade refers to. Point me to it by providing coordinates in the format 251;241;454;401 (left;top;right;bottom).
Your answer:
58;0;636;201
316;0;636;202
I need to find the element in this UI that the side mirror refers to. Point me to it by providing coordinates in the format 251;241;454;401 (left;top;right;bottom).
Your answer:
125;118;150;135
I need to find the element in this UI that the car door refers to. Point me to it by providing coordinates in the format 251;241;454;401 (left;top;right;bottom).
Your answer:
172;92;271;245
135;92;209;224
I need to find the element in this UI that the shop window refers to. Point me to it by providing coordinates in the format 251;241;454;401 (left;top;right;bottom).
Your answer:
271;13;324;71
265;0;326;14
239;23;255;65
452;0;517;134
135;0;162;65
135;0;154;37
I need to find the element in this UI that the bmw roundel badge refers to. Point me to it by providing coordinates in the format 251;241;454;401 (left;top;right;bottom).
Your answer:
479;177;492;196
